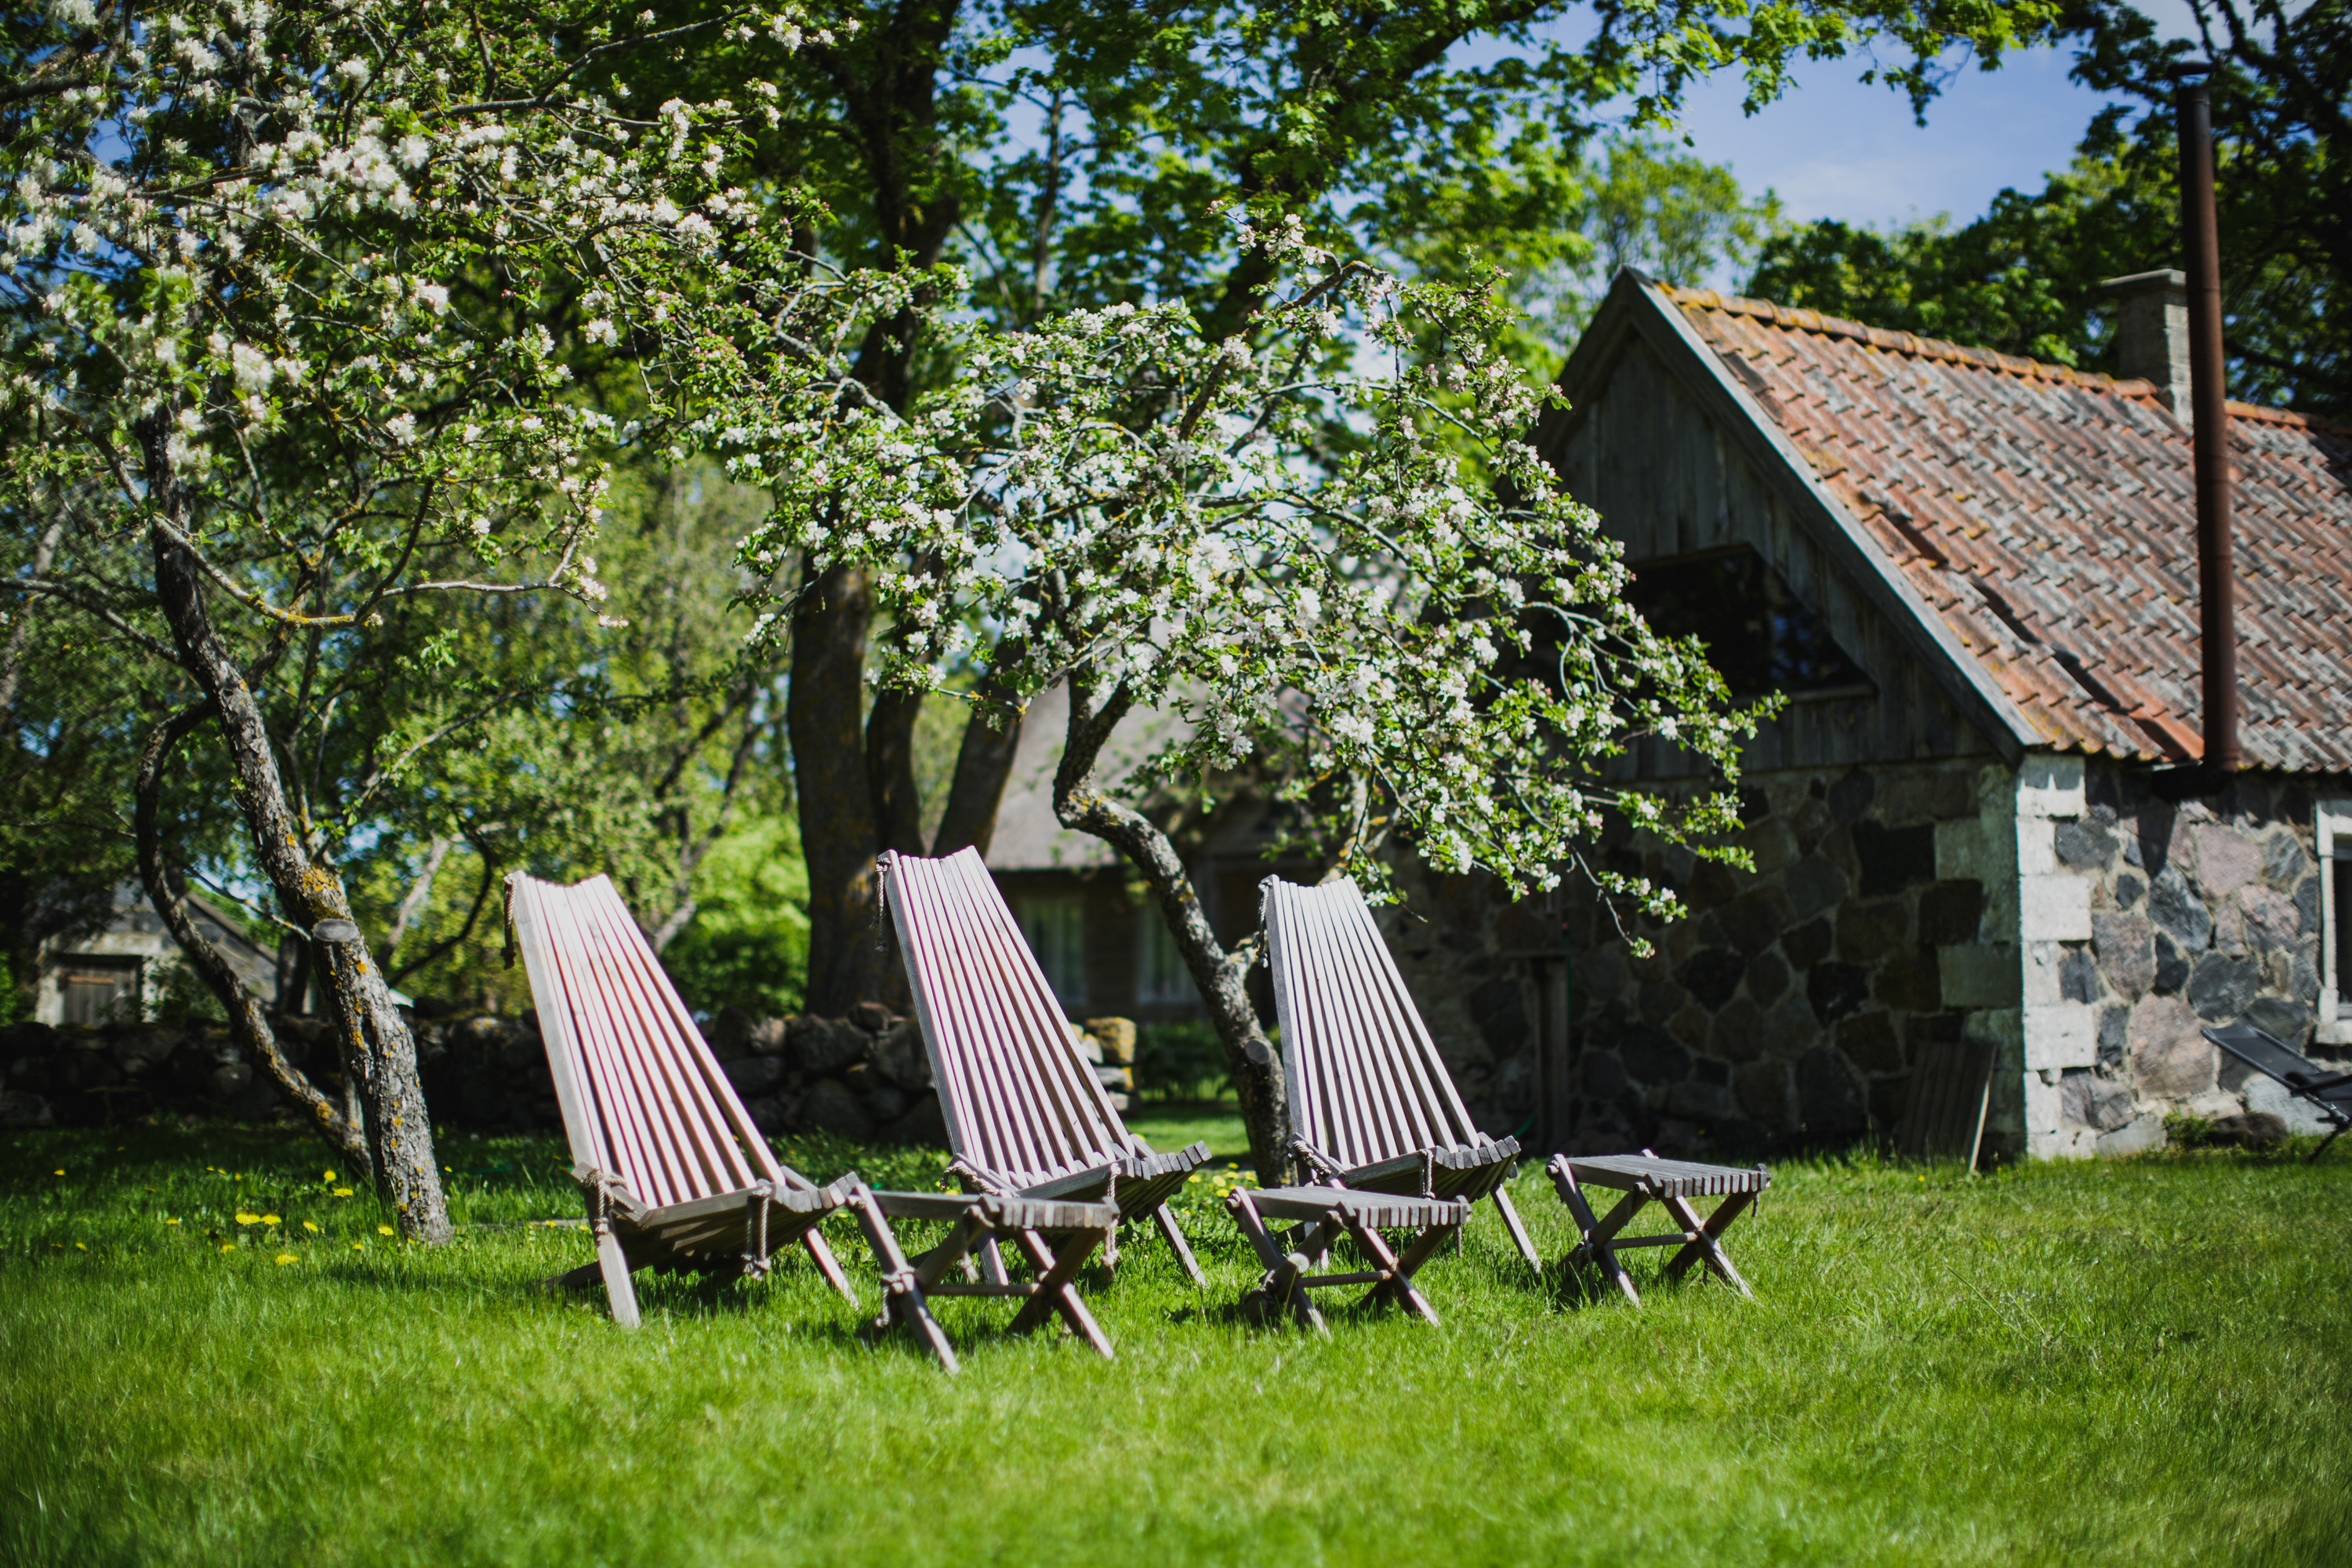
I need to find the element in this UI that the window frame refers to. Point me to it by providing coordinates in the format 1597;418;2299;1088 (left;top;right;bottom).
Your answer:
1135;906;1194;1008
1016;892;1090;1012
2318;799;2352;1045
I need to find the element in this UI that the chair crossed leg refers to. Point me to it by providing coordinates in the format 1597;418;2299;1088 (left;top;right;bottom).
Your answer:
857;1190;1120;1370
1545;1152;1767;1308
1226;1185;1470;1334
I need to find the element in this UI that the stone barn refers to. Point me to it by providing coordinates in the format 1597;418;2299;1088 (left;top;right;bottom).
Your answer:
1492;267;2352;1163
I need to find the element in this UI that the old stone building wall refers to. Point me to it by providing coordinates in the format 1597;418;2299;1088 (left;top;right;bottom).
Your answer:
1556;756;2013;1160
2018;759;2333;1156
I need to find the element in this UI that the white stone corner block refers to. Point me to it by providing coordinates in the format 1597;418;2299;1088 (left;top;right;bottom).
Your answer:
2022;1004;2099;1071
2024;1071;2065;1138
2016;818;2057;875
1940;944;2020;1007
2020;942;2071;1006
2016;753;2085;820
2020;874;2093;942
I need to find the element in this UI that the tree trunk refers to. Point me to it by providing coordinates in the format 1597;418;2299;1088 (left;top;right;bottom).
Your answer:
136;702;369;1167
789;561;884;1013
1051;674;1290;1183
140;415;451;1242
930;662;1026;858
866;685;927;855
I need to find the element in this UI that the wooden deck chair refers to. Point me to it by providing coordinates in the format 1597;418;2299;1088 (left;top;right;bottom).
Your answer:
1545;1151;1769;1307
1260;874;1542;1271
877;848;1212;1284
508;872;1118;1370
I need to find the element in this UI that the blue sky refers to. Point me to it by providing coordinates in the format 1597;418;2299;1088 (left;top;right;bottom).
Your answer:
1668;47;2127;233
1656;0;2211;236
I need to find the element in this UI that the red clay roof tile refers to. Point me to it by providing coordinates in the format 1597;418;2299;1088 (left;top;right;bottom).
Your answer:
1665;286;2352;772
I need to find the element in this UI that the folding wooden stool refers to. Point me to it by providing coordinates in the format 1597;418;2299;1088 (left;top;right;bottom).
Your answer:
1225;1184;1472;1333
1545;1152;1769;1306
860;1189;1121;1363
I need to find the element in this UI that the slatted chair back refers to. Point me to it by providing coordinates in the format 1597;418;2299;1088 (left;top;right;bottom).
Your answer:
880;847;1141;1187
506;872;786;1209
1262;875;1481;1169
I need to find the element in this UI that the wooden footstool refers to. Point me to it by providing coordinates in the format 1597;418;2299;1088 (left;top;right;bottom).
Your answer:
1545;1152;1769;1306
1225;1185;1472;1333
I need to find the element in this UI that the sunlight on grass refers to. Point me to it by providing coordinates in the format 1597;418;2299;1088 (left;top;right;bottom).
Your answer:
3;1122;2348;1566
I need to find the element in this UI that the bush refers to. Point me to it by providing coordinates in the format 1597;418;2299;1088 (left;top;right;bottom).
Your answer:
1134;1019;1232;1102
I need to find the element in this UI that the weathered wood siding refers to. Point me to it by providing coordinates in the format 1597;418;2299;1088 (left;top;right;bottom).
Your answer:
1546;333;1993;775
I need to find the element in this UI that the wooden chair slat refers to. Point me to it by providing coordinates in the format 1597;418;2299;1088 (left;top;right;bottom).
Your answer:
879;848;1210;1280
551;882;713;1208
1311;884;1454;1158
1312;880;1476;1149
950;849;1137;1172
568;882;735;1197
574;879;771;1192
532;881;681;1208
507;881;613;1179
895;853;1050;1177
1279;882;1385;1165
941;851;1104;1178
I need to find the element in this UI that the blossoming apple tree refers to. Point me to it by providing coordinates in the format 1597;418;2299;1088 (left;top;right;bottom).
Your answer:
724;223;1773;1178
0;0;866;1237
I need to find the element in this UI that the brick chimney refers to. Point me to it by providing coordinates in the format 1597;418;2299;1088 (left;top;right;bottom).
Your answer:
2100;269;2191;412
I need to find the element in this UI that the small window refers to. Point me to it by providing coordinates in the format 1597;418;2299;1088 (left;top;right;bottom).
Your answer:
58;956;140;1025
1624;547;1870;697
1018;895;1089;1011
1138;910;1193;1007
2320;801;2352;1043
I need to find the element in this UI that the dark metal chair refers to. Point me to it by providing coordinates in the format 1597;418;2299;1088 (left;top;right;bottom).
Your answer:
2201;1021;2352;1161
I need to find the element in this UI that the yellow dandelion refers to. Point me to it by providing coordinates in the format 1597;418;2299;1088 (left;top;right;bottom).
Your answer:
53;1169;64;1177
351;1243;363;1251
332;1188;353;1197
322;1170;336;1181
235;1211;262;1225
302;1221;320;1233
75;1242;87;1251
274;1253;297;1265
260;1213;281;1225
165;1218;181;1225
377;1225;395;1236
220;1242;236;1253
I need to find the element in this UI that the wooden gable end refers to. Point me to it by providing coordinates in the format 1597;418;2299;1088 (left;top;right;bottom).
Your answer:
1537;285;2009;778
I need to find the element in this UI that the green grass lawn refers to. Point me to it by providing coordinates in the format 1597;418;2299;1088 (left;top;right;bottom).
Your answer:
4;1115;2349;1566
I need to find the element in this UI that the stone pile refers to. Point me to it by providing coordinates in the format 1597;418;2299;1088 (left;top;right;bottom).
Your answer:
0;1007;1140;1145
0;1015;321;1128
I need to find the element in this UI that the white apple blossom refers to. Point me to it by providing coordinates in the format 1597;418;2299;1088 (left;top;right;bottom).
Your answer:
721;220;1774;937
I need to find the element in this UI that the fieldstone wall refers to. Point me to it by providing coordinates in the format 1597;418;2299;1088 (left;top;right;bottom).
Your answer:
1375;858;1562;1139
0;1004;1137;1145
1559;756;2010;1160
2020;759;2335;1156
0;1014;336;1128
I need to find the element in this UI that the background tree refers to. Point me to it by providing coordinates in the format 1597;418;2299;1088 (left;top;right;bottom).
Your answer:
1;0;868;1237
729;230;1775;1176
633;0;2061;1015
1749;0;2349;416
